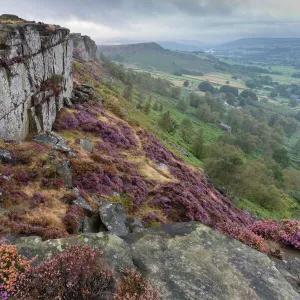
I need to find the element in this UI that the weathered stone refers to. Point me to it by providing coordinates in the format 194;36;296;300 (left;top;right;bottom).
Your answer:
72;187;80;196
98;198;129;236
73;197;93;213
14;233;134;273
79;138;93;152
32;92;45;106
12;222;299;299
56;160;73;189
124;222;300;300
34;132;73;155
75;90;90;101
0;147;12;163
0;23;73;140
63;97;73;108
126;217;144;233
34;132;59;146
69;33;97;61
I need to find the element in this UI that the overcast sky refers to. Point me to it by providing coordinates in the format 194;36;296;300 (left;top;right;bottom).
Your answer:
1;0;300;44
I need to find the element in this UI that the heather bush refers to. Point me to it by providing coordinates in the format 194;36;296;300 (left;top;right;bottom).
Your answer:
9;222;69;240
15;245;115;300
54;102;137;149
63;205;85;234
0;244;33;298
114;269;160;300
216;223;266;252
250;219;300;249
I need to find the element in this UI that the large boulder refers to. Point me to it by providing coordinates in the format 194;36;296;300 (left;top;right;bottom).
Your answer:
14;233;134;273
12;223;299;299
124;223;300;300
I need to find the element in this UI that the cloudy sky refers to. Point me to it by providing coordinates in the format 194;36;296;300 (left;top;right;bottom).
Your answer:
1;0;300;44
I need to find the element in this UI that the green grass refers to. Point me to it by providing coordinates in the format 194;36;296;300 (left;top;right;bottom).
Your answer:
104;48;219;74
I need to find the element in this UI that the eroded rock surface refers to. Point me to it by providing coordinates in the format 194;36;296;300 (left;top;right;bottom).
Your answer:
69;33;97;61
0;22;73;140
13;222;299;300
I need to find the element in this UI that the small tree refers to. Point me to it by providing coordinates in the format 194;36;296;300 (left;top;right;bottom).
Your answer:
153;100;159;111
177;98;188;112
180;118;194;143
170;86;181;99
184;80;189;88
198;81;215;94
136;98;143;110
159;103;164;112
143;101;151;115
191;130;205;159
158;111;177;133
123;84;133;101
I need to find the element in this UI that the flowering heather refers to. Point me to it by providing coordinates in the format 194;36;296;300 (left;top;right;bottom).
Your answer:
54;102;137;149
250;219;300;249
9;222;69;240
15;245;115;300
114;269;160;300
0;244;33;298
63;205;85;234
215;223;266;252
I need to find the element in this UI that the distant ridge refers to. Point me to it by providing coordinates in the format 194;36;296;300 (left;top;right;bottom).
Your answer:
221;37;300;47
97;42;164;54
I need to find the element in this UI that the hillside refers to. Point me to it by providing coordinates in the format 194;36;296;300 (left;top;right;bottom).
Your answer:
215;38;300;67
0;17;300;300
97;42;218;74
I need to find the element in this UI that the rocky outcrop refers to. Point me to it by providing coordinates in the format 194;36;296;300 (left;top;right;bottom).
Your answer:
69;33;97;61
0;22;73;140
14;222;300;300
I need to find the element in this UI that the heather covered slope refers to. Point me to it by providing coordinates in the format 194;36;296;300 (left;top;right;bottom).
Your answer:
1;60;299;252
1;57;300;299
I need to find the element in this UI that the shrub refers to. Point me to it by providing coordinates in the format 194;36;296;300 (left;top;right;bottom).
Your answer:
0;244;33;297
63;205;85;234
9;222;69;240
250;219;300;249
15;245;115;300
114;269;159;300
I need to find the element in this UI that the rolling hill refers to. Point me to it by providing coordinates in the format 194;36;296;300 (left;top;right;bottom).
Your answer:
97;42;219;74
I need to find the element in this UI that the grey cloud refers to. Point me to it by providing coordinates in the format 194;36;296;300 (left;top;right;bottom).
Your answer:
1;0;300;42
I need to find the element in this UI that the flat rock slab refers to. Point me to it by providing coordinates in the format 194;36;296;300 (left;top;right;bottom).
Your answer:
14;233;134;274
73;197;93;214
11;222;300;300
34;132;75;156
124;222;300;300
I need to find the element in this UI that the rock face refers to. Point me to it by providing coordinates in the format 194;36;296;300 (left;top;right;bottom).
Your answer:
14;222;300;300
69;33;97;61
0;22;73;140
